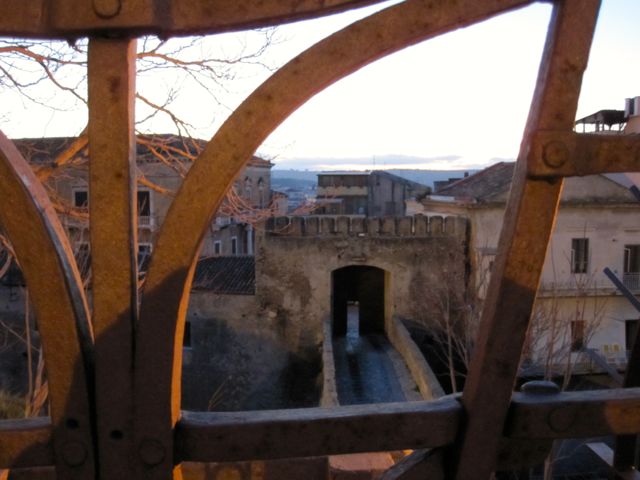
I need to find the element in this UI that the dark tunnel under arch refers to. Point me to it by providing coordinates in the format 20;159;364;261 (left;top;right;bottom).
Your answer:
331;265;386;337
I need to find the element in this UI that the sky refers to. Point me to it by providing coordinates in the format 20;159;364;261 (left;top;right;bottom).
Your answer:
2;0;640;171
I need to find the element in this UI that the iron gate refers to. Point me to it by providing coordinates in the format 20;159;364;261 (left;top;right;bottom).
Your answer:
1;1;639;479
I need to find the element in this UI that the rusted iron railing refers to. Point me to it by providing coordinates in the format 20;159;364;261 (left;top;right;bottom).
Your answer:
1;1;640;479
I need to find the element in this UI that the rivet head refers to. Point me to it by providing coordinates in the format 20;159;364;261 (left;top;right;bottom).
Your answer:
521;380;560;395
62;441;87;467
93;0;122;18
543;140;570;168
139;439;165;466
547;406;577;433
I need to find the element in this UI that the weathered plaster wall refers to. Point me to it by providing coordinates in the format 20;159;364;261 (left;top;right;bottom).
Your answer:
420;174;640;370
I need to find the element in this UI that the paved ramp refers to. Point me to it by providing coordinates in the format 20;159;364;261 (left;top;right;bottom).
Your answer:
333;334;408;404
332;306;419;405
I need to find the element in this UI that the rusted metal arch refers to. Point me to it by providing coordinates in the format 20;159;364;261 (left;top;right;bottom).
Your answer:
0;0;385;38
0;134;96;479
0;0;638;479
135;1;535;477
451;1;602;478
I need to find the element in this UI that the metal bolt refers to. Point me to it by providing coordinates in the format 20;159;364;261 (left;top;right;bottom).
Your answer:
62;441;87;467
139;439;166;466
93;0;122;18
521;380;560;395
547;406;577;433
542;140;570;168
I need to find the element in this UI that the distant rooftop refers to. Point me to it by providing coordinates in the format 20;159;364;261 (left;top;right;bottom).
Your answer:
430;161;638;205
434;162;515;203
575;109;626;131
317;169;430;191
11;134;272;167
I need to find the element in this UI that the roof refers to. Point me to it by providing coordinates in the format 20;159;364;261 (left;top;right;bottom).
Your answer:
192;256;255;295
371;170;430;191
317;171;370;176
11;134;271;167
431;161;639;205
247;156;274;168
317;169;429;191
575;109;626;127
13;137;87;163
434;162;515;202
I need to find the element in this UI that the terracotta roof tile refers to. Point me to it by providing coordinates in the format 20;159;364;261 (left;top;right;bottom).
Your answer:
435;162;515;202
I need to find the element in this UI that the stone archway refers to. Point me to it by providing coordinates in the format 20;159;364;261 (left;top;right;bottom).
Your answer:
331;265;386;337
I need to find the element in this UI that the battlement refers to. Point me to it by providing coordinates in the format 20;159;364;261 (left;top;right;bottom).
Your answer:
263;215;467;238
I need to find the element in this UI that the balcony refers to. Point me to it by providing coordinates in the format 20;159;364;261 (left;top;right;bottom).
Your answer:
138;215;154;228
623;272;640;291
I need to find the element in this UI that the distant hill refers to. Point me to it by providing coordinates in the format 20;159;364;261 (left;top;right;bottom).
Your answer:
271;176;316;190
271;170;320;183
271;168;476;190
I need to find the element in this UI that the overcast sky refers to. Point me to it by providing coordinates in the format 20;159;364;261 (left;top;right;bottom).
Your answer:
2;0;639;171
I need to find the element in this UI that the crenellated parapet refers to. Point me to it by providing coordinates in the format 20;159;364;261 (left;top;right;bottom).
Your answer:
263;215;468;239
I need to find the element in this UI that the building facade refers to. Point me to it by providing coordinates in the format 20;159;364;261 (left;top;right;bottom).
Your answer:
315;170;429;216
11;135;278;262
413;161;640;376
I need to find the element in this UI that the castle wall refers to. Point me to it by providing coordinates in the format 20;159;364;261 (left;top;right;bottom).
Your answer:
255;215;468;352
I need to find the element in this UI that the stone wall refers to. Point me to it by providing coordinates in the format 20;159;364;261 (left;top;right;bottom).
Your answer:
183;291;320;412
181;214;467;411
255;215;468;352
263;214;466;238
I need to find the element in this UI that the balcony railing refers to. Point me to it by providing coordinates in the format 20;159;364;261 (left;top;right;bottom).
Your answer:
623;272;640;291
138;215;153;227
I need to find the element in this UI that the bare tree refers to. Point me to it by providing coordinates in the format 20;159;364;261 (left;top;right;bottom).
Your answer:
421;237;607;396
521;256;608;480
1;32;279;209
418;247;485;393
0;32;279;414
0;33;277;135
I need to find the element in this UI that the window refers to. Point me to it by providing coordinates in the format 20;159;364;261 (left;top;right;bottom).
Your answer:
623;245;640;290
73;189;88;209
231;237;238;255
626;319;640;352
137;244;152;271
138;190;151;225
258;177;265;208
246;228;253;255
571;320;585;351
214;241;221;255
571;238;589;273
